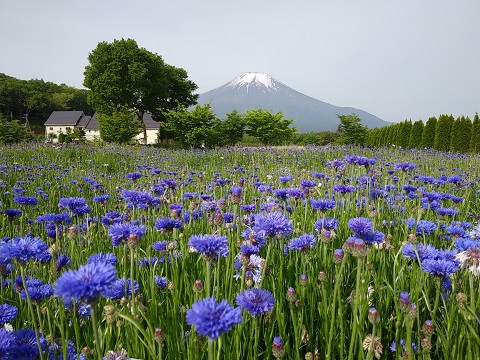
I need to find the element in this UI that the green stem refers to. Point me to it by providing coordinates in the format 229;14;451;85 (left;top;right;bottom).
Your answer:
366;325;376;360
130;246;136;316
326;255;347;359
20;264;45;360
90;302;103;360
208;339;214;360
206;260;211;298
347;257;364;360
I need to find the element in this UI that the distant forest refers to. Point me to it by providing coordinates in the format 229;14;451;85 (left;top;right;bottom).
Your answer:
0;73;92;130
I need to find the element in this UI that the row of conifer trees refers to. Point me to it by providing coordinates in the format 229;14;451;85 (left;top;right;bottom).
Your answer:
366;113;480;153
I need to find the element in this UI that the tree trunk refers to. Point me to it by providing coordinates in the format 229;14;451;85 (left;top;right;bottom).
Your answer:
137;110;147;145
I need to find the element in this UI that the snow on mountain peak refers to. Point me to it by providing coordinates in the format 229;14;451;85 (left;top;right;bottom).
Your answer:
227;72;278;91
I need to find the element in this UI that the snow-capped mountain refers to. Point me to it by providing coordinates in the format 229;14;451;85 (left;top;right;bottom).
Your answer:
197;72;390;132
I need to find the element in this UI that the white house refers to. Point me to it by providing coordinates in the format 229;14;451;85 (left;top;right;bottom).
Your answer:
44;111;87;141
44;111;160;144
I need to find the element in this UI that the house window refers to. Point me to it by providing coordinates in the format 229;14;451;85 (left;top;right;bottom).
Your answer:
49;127;53;131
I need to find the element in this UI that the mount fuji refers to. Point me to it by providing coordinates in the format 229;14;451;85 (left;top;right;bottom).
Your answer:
197;72;390;132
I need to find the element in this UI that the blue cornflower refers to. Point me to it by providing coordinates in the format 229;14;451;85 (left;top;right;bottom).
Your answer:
446;222;468;238
154;217;183;232
421;257;460;277
240;204;256;212
108;222;146;247
121;189;158;208
55;254;71;271
188;234;229;261
252;212;293;239
279;175;292;183
183;209;204;223
170;203;184;216
37;212;71;225
436;207;459;217
58;197;90;215
152;241;168;252
259;200;283;212
326;159;345;168
332;184;356;194
0;328;15;358
55;262;117;303
236;288;275;317
240;244;260;256
125;172;143;181
362;231;386;245
284;234;316;254
92;194;110;203
310;198;336;212
394;162;416;171
20;278;53;302
102;277;139;300
87;252;118;266
285;188;304;199
300;179;317;189
13;195;38;206
4;209;22;219
10;328;47;359
314;217;339;231
154;275;167;289
230;185;243;196
186;297;242;340
0;304;18;325
241;229;267;249
0;236;52;263
100;211;124;226
402;243;438;261
348;217;373;234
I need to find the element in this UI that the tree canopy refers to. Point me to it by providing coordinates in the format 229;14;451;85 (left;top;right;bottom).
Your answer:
244;109;296;145
336;113;368;145
97;107;143;144
83;38;198;143
0;73;92;129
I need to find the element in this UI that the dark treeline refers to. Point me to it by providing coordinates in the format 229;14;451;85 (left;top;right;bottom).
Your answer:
366;113;480;153
0;73;93;129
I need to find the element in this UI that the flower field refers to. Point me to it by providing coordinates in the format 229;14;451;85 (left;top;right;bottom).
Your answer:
0;143;479;360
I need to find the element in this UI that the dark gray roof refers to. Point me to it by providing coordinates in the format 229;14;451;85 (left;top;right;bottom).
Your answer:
139;112;159;130
46;111;159;131
44;111;85;126
76;115;91;128
85;112;99;130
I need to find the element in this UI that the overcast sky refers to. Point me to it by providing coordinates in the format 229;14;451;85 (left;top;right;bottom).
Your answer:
1;0;479;123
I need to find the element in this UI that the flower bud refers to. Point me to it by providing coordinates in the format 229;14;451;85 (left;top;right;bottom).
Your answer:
193;280;203;293
368;307;380;325
286;287;296;302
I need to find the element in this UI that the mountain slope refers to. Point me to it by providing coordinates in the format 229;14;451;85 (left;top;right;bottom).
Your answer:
197;72;390;132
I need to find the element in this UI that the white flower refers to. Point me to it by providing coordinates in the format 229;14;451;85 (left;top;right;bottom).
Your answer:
455;249;480;276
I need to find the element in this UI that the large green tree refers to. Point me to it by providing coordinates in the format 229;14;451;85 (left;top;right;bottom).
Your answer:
0;114;31;144
97;107;143;143
210;110;246;147
336;113;368;145
420;116;437;149
0;73;93;129
163;104;217;148
434;114;454;151
83;38;198;143
244;109;296;145
470;113;480;152
407;120;424;149
450;116;472;153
